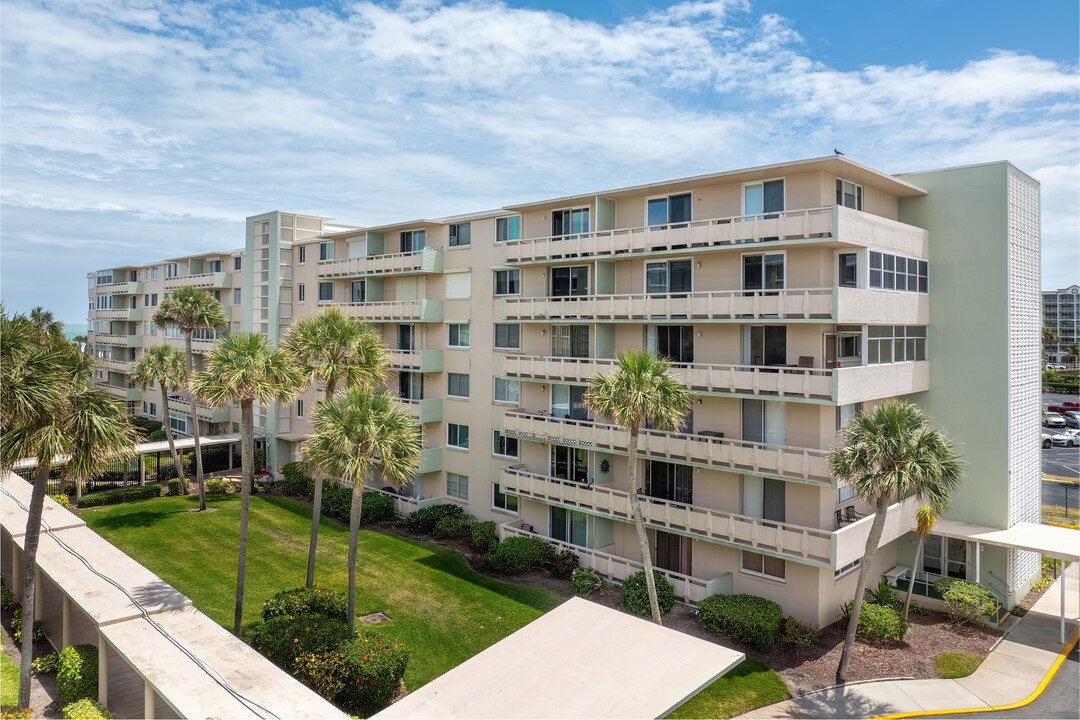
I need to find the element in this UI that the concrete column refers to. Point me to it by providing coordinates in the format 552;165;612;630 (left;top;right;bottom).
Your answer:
1061;568;1066;644
11;541;21;595
139;455;146;486
974;542;980;586
62;595;71;648
143;679;155;719
98;632;108;706
34;567;43;620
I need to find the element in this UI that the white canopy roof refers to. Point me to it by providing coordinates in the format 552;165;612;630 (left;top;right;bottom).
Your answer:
932;519;1080;561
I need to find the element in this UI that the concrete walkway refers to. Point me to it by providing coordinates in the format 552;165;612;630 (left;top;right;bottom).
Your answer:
738;562;1080;719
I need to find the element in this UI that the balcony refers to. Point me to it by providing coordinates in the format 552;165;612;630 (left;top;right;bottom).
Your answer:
833;495;920;567
94;334;142;348
164;272;232;290
96;281;142;295
503;355;833;401
397;397;443;424
500;467;833;567
835;287;929;325
317;248;443;278
99;384;141;402
502;289;834;322
95;308;143;322
501;410;831;484
334;300;443;323
835;361;930;404
99;359;132;374
194;404;232;424
499;521;725;603
418;448;443;474
387;349;444;373
164;336;219;353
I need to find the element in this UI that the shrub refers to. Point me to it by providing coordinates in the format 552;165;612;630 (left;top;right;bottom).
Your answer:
1;582;15;611
865;578;902;611
570;567;602;597
32;653;59;674
697;594;783;651
280;462;313;496
855;602;909;642
57;644;98;705
403;503;464;534
320;488;353;521
61;699;112;720
935;578;997;625
205;478;232;494
167;479;183;496
782;616;822;647
470;521;498;554
548;550;580;579
78;485;161;508
361;492;395;522
337;634;410;715
261;587;348;622
617;571;676;618
147;429;167;442
49;493;70;509
11;608;45;644
64;483;77;496
1;708;31;719
481;536;552;574
252;614;351;671
434;513;473;539
292;651;347;701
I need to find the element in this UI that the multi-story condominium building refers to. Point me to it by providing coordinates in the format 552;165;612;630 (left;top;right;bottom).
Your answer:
1043;285;1079;363
86;156;1042;626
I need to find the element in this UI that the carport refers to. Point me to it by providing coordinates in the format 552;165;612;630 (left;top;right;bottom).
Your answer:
931;519;1080;642
372;596;745;720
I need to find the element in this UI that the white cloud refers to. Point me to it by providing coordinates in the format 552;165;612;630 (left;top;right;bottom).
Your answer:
1;0;1077;321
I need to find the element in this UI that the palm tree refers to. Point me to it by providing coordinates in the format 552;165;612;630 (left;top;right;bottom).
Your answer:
583;349;692;625
131;345;190;494
830;399;963;684
902;504;938;619
1;309;139;707
282;307;388;588
154;286;227;511
1065;342;1080;368
28;306;65;339
302;387;420;633
1042;327;1059;348
192;332;303;636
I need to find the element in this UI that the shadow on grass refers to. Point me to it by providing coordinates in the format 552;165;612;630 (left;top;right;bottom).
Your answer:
81;495;238;531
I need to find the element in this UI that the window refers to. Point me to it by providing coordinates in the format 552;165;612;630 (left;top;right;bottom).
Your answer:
398;325;415;351
836;178;863;211
493;431;518;458
149;402;157;417
742;326;786;366
645;260;692;295
493;323;520;350
492;483;518;512
496;216;521;243
350;281;365;303
296;399;304;419
493;377;520;404
647;325;693;363
550;384;587;420
298;246;306;264
447;472;469;500
645;460;693;503
447;423;470;449
551;325;589;358
551;445;587;483
448;324;470;348
213;290;222;303
208;260;222;274
494;269;520;296
550;507;588;547
144;294;150;307
447;373;470;398
399;372;423;400
448;223;471;247
169;413;188;434
836;484;856;504
96;271;114;285
165;263;179;278
297;284;306;302
318;282;333;302
742;253;785;291
646;193;692;227
151;267;158;280
400;230;425;253
151;294;158;306
234;256;242;271
743;179;785;217
921;534;967;579
867;326;927;364
869;251;927;294
319;242;334;261
836;403;862;431
839;253;858;288
552;208;589;237
741;550;786;580
551;266;588;297
741;475;785;525
233;288;242;305
835;558;860;578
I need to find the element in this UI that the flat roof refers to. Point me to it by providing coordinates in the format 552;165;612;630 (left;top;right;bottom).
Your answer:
372;597;745;719
11;433;241;471
932;519;1080;561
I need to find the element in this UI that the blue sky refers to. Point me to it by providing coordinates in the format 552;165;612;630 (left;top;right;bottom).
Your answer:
1;0;1077;325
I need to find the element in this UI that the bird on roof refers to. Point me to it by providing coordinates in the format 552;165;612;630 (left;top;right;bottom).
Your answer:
834;148;845;156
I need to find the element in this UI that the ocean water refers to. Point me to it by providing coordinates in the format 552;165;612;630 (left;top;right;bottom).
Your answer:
64;323;88;340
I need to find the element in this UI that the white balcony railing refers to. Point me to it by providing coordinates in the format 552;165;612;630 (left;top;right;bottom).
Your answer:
501;289;834;322
332;299;444;323
164;272;232;290
501;467;833;566
317;248;443;278
501;410;832;484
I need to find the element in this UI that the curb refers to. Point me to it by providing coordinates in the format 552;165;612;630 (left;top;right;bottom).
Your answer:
869;626;1079;719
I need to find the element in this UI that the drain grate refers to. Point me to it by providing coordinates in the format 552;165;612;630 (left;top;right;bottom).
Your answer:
359;612;391;624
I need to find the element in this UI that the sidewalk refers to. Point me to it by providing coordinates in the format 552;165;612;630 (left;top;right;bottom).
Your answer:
738;562;1079;719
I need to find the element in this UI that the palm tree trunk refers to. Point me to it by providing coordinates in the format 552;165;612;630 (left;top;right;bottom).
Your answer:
626;427;663;625
233;400;254;637
836;494;890;684
902;535;925;619
75;477;82;505
306;380;335;588
161;388;187;493
18;461;51;707
347;470;363;635
186;331;206;511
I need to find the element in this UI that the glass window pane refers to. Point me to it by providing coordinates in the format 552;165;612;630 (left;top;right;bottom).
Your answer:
647;198;667;226
743;184;763;215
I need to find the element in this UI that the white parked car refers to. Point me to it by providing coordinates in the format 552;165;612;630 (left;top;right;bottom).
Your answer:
1043;433;1055;448
1046;363;1067;371
1043;413;1067;428
1051;429;1080;447
1063;410;1080;429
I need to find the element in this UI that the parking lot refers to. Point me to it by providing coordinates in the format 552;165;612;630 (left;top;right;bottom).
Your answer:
1042;391;1080;478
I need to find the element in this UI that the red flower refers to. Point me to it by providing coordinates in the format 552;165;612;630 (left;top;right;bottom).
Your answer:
364;656;368;661
369;681;376;686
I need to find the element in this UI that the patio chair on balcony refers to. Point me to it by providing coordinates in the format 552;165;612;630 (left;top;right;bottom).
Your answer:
797;356;815;369
835;509;846;528
844;505;865;523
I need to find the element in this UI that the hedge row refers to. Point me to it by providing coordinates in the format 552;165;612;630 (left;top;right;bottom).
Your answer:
57;644;98;705
78;485;162;508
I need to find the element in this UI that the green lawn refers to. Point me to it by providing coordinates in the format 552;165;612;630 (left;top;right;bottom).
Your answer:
666;658;791;719
80;495;563;690
1;651;18;706
934;651;982;679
